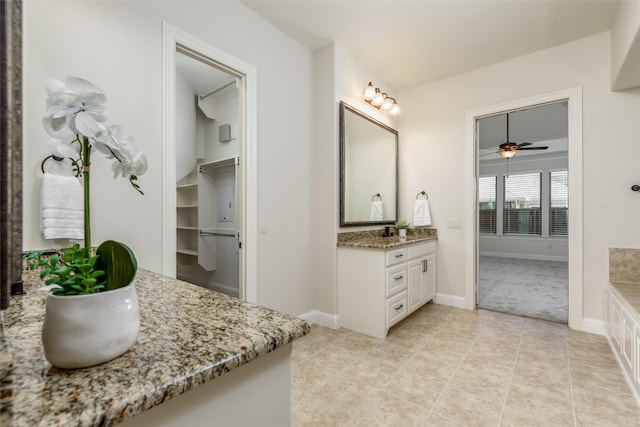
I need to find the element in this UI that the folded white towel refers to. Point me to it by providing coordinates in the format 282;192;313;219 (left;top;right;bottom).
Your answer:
369;200;384;221
413;199;432;227
41;173;84;240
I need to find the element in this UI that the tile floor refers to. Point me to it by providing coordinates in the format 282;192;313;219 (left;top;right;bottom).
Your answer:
291;303;640;426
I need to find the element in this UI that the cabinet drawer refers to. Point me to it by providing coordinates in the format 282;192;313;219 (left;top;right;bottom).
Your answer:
386;264;407;297
408;241;436;259
386;248;408;266
386;291;408;328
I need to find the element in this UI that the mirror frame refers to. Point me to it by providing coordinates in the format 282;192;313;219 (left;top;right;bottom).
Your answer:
1;0;23;310
339;101;398;227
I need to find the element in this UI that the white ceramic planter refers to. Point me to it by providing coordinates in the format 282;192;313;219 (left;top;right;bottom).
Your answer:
42;282;139;369
399;228;407;241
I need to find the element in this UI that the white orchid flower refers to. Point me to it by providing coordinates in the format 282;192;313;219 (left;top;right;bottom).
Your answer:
47;137;80;158
110;128;148;178
44;77;108;137
42;76;146;196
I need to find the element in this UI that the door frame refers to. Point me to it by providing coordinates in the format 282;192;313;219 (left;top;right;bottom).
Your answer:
162;23;258;303
464;87;583;330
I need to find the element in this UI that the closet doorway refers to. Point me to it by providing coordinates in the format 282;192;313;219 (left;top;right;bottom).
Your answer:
162;24;258;303
476;102;569;323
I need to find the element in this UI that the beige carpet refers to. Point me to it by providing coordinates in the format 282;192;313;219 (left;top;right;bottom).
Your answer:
478;256;568;323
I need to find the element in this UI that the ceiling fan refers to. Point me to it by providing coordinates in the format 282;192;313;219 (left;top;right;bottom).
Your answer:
485;113;549;159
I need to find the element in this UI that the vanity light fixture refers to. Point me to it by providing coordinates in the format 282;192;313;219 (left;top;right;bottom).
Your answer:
362;82;401;115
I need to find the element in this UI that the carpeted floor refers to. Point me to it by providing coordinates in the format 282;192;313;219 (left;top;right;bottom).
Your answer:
478;256;568;323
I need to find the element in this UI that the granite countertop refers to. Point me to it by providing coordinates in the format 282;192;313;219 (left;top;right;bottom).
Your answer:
0;268;310;427
608;248;640;316
337;228;437;249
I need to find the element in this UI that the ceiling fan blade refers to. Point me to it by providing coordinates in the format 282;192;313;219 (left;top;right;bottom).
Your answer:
517;142;533;147
517;146;548;150
479;151;500;157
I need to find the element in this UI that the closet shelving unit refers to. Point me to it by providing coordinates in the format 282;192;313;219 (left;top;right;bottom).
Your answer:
176;180;199;257
176;156;238;266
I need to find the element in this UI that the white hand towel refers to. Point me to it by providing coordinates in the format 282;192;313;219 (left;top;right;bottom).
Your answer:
413;199;432;227
369;200;384;221
41;173;84;240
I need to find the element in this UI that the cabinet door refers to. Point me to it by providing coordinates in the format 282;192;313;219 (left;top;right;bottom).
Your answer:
407;258;425;312
423;253;436;303
622;307;635;374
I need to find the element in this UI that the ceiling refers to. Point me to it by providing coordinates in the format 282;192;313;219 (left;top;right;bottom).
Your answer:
240;0;620;91
176;51;235;95
478;102;568;159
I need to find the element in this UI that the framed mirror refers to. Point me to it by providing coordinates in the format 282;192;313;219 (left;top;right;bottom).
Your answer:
339;101;398;227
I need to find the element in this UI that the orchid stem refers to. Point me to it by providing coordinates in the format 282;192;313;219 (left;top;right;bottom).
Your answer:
82;136;91;251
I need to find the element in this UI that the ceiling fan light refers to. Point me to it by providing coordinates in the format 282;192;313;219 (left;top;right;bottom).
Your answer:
499;150;516;159
363;82;375;100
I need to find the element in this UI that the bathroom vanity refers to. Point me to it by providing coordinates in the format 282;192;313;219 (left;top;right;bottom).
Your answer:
604;248;640;404
0;268;309;426
338;229;437;339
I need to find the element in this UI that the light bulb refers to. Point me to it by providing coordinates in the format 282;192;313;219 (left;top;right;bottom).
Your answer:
499;150;516;159
382;96;394;110
389;102;401;115
371;90;385;106
363;82;375;100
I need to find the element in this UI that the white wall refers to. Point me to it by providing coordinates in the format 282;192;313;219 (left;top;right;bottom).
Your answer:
611;0;640;90
400;31;640;322
312;43;398;317
176;71;197;181
23;0;315;316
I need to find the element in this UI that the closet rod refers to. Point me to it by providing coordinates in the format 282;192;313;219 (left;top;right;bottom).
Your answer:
199;81;236;100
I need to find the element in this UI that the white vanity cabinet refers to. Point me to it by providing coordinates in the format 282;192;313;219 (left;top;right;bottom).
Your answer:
605;285;640;403
339;240;437;339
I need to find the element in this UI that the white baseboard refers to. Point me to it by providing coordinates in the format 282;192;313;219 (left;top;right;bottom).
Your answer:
298;310;340;329
580;317;607;336
479;251;568;263
435;293;467;309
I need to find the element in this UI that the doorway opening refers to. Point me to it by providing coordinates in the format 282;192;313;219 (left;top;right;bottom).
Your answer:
174;48;241;298
162;23;258;303
476;102;569;322
464;87;583;330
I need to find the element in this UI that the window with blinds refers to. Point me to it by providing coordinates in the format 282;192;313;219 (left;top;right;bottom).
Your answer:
478;176;496;234
550;170;568;235
503;172;541;235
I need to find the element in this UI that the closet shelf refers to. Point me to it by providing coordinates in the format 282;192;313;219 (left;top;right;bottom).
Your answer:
177;226;198;231
177;204;198;209
177;183;197;190
199;156;238;172
176;249;198;256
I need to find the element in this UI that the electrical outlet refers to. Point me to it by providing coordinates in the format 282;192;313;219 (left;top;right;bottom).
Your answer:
259;219;268;234
447;219;462;229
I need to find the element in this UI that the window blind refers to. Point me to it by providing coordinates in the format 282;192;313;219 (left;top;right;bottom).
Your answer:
503;173;541;235
478;176;496;234
550;170;568;236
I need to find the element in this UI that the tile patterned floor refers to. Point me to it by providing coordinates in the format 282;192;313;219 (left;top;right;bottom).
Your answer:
291;303;640;426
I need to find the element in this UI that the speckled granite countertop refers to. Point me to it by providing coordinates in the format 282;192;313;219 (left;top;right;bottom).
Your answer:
0;268;310;427
337;228;437;249
608;248;640;317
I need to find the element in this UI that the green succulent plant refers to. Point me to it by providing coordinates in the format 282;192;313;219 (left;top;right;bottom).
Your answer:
395;219;411;229
24;240;137;296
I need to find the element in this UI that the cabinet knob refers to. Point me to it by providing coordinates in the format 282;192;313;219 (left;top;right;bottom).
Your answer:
395;254;404;258
395;304;404;311
394;275;404;281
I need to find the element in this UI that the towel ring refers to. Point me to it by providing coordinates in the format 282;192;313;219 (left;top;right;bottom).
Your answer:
416;191;428;200
372;193;382;201
41;155;79;176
